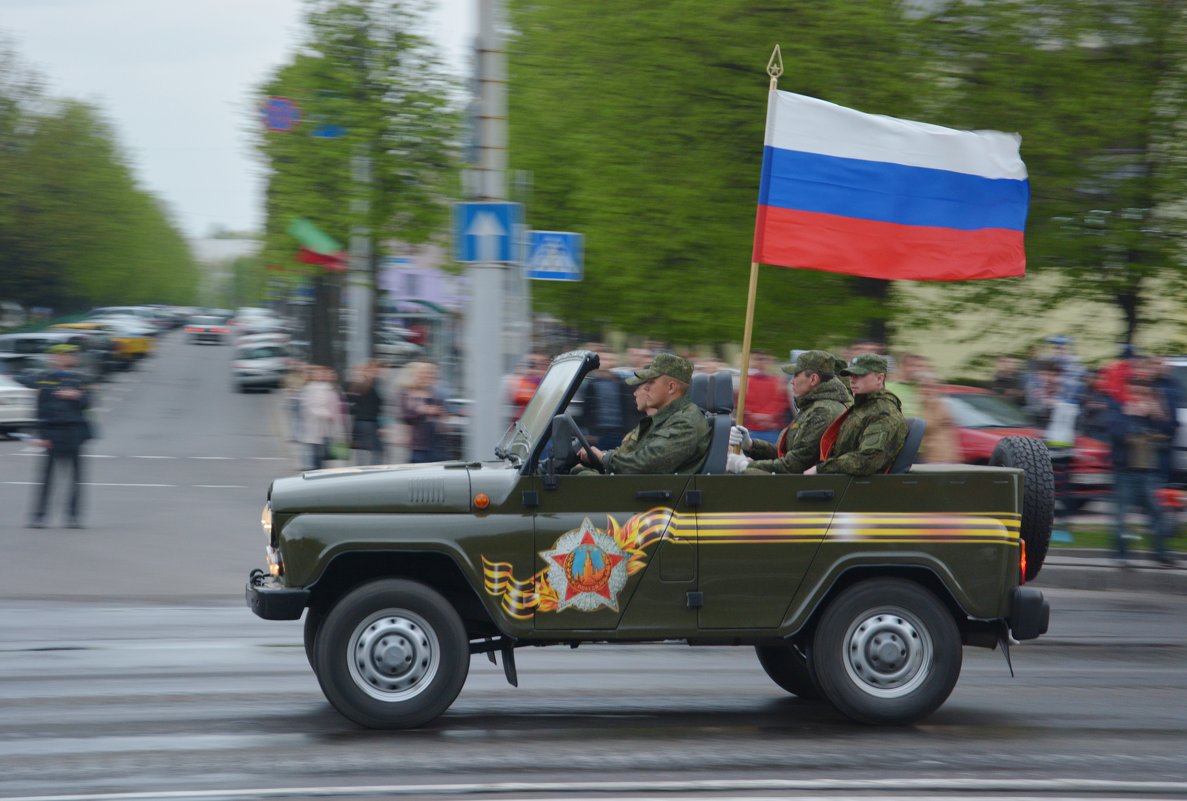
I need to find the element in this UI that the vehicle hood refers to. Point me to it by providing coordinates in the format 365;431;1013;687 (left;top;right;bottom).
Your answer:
956;425;1040;462
268;461;475;514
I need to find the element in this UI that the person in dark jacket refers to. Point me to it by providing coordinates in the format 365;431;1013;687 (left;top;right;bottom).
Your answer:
1109;367;1177;566
27;344;92;528
347;360;385;465
580;349;638;449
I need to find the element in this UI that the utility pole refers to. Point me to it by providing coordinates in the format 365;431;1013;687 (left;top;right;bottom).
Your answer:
346;145;372;370
464;0;509;460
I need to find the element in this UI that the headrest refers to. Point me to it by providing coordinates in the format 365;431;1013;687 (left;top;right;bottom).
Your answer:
688;372;710;410
709;372;734;414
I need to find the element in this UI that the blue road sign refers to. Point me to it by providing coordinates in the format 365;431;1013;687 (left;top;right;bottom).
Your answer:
454;202;522;263
262;96;301;132
524;231;584;281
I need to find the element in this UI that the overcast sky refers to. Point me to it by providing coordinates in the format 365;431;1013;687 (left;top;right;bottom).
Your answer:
3;0;474;240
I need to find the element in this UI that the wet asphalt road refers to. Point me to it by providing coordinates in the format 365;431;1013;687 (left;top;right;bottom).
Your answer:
2;334;1187;800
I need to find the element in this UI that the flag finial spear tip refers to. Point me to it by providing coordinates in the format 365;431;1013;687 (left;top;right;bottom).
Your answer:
766;45;783;89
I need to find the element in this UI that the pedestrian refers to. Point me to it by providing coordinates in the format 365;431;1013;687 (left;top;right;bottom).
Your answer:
580;348;638;449
507;353;547;422
298;365;346;471
402;361;447;463
282;361;308;443
1108;365;1177;567
992;355;1026;408
917;368;961;463
738;350;791;445
347;360;385;466
27;343;92;529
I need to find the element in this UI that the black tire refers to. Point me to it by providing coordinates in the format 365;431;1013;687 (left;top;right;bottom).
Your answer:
811;578;962;725
303;606;324;671
989;436;1054;580
313;579;470;729
755;643;821;699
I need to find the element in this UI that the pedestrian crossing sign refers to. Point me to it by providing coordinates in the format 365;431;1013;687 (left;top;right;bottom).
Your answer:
525;231;584;281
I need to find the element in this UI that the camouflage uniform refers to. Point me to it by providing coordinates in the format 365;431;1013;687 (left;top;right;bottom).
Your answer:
816;354;907;476
745;350;851;474
603;395;710;474
577;353;710;475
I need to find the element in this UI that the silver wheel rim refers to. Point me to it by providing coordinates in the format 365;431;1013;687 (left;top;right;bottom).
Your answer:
347;609;440;702
842;606;932;698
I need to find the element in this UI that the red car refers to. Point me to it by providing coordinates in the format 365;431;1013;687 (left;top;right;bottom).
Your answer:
941;385;1112;513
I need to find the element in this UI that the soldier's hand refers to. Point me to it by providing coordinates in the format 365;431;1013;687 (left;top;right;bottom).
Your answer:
726;453;751;474
729;425;752;452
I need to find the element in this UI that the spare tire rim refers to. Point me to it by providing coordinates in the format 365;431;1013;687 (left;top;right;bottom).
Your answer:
842;607;932;698
348;609;440;702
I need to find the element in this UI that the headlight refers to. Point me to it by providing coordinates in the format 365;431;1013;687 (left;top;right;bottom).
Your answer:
260;502;272;538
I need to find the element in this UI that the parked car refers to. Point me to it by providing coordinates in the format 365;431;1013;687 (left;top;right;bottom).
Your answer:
0;332;105;384
88;317;155;365
185;315;231;345
374;328;422;367
940;384;1112;512
0;373;37;438
232;343;289;392
1165;358;1187;480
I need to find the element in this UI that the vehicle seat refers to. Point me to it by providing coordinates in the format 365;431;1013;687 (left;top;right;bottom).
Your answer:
688;373;709;411
889;417;927;473
698;372;735;474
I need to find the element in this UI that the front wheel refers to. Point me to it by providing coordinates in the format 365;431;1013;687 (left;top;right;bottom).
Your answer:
811;579;961;725
313;579;470;729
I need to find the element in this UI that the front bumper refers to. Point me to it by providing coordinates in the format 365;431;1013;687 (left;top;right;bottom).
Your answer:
246;570;309;620
1008;586;1050;641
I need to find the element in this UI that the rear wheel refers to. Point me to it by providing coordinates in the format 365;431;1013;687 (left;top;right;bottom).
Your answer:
990;436;1054;580
811;579;961;725
755;643;821;699
314;579;469;729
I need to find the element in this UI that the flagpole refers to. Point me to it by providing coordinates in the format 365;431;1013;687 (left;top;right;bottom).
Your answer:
735;45;783;433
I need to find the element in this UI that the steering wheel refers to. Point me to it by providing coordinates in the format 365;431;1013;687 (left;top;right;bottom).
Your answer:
572;424;604;473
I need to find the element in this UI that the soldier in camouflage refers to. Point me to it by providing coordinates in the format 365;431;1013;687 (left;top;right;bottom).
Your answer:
726;350;851;474
576;353;710;474
805;353;907;476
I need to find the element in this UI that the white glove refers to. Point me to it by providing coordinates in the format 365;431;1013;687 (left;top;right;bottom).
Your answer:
726;452;752;474
729;425;752;451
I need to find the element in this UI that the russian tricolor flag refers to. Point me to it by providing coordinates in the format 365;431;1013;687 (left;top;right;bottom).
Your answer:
753;91;1029;281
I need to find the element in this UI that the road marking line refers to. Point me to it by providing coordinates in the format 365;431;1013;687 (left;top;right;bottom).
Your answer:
128;455;176;460
81;482;175;487
193;484;249;489
189;456;233;460
5;778;1187;801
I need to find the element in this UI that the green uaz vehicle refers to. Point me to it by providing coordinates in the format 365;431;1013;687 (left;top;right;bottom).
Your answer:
248;350;1051;728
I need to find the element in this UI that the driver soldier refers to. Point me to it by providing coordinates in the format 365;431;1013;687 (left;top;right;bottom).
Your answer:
727;350;852;474
805;353;907;476
577;353;710;474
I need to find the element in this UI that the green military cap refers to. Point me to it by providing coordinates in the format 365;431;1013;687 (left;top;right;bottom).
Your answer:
840;353;890;376
627;352;693;386
48;343;79;354
781;350;839;375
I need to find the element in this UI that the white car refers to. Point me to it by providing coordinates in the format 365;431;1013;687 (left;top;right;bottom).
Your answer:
374;329;422;367
0;374;37;438
232;343;290;393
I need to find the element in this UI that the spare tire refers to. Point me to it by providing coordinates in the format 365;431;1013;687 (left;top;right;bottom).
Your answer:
989;436;1054;581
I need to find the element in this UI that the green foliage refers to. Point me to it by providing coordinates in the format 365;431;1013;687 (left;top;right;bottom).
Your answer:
254;0;459;279
0;42;200;310
508;0;934;351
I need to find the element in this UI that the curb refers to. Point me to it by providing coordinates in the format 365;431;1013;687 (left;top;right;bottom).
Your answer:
1033;550;1187;595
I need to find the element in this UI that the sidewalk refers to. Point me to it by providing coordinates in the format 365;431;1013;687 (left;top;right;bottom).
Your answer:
1032;548;1187;595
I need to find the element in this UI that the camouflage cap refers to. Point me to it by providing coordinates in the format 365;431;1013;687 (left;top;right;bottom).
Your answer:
840;352;889;376
781;350;839;375
627;352;693;386
48;343;79;354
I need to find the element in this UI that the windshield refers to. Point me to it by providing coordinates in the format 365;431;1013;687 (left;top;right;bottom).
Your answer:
495;356;587;462
190;316;222;326
943;391;1035;429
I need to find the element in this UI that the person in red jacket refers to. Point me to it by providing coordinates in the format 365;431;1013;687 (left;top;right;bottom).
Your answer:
739;350;791;444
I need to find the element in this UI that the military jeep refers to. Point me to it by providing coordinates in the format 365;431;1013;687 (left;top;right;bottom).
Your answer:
247;350;1052;728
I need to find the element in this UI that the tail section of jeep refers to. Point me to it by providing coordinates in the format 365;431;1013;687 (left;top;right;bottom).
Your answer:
248;350;1051;728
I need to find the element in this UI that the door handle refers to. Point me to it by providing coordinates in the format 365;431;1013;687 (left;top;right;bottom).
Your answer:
635;490;673;500
796;489;834;501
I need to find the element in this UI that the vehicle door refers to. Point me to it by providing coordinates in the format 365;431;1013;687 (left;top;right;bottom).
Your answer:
531;472;696;631
692;473;849;629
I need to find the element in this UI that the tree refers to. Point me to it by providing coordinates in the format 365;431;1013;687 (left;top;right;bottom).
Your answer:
507;0;937;351
255;0;458;368
900;0;1187;348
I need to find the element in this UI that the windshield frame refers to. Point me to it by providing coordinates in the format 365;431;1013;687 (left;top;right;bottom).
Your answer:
494;350;598;471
